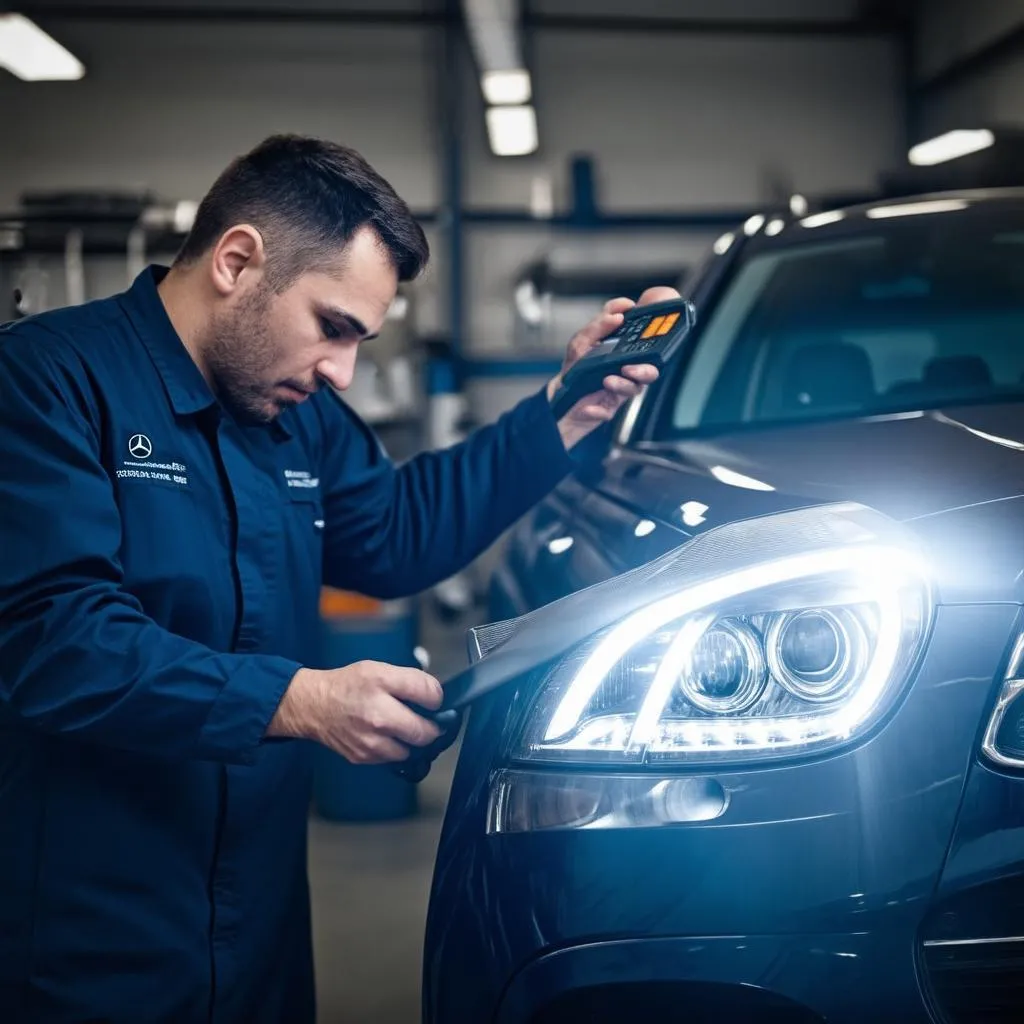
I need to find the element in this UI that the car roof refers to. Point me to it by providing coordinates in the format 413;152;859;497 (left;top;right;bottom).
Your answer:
739;187;1024;252
826;186;1024;220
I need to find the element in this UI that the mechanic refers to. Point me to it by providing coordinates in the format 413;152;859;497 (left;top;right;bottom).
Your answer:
0;134;676;1023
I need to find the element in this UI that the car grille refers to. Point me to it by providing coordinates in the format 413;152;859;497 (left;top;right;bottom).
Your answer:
920;875;1024;1024
923;938;1024;1024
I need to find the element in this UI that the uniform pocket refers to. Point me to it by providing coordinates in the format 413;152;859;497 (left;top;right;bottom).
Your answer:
287;490;325;533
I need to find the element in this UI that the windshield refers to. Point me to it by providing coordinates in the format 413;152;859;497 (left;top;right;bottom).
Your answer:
661;204;1024;436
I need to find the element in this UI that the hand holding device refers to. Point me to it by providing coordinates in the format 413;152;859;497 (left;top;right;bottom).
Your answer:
268;662;447;765
549;297;697;420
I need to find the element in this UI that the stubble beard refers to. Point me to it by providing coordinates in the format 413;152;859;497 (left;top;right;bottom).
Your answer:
203;287;283;425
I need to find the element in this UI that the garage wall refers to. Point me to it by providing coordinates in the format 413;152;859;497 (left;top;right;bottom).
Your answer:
0;17;446;323
914;0;1024;135
459;28;902;375
465;30;901;212
1;15;902;369
0;19;440;211
918;56;1024;137
915;0;1024;83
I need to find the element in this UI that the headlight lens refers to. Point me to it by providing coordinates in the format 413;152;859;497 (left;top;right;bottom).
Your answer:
683;619;767;713
511;513;930;767
766;607;868;704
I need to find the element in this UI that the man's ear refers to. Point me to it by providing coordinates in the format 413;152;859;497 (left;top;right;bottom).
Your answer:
209;225;266;297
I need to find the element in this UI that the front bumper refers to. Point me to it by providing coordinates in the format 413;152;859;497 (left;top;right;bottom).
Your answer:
494;930;926;1024
424;603;1023;1024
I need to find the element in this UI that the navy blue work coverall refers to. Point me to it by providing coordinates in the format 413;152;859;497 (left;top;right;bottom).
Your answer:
0;267;575;1022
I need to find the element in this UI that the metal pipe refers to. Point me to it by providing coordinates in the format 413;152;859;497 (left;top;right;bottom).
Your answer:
441;0;464;362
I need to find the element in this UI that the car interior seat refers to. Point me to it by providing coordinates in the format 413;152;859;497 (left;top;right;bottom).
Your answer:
780;342;876;413
923;355;993;391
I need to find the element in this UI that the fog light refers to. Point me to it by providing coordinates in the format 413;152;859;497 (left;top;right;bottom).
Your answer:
488;771;728;833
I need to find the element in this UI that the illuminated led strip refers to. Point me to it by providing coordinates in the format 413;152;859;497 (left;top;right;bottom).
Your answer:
628;617;712;751
543;545;924;749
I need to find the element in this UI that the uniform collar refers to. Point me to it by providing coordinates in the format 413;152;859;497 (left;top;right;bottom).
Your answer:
121;265;217;417
121;265;293;440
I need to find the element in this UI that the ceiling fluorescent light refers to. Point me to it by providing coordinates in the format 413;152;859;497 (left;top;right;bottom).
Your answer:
0;14;84;81
482;69;531;105
908;129;995;166
486;105;537;157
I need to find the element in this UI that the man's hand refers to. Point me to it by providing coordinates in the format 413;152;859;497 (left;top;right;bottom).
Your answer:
548;285;682;450
268;662;444;764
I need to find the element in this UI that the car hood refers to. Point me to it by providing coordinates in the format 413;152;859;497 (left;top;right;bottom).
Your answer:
599;402;1024;602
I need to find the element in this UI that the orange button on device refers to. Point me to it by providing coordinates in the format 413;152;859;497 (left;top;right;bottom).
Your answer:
656;312;681;336
641;316;666;339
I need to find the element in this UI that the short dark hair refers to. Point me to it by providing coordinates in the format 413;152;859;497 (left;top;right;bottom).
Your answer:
174;134;429;287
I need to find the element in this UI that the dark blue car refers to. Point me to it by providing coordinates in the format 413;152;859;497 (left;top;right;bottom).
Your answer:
424;189;1024;1024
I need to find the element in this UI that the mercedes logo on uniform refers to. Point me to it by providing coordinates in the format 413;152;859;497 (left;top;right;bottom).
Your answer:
128;434;153;460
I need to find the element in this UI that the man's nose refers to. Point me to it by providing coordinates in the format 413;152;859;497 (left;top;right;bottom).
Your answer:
316;353;356;392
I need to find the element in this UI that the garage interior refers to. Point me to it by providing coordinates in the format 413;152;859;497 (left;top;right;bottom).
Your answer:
2;0;1024;1021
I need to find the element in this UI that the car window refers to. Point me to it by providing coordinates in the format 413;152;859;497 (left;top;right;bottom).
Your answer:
665;208;1024;435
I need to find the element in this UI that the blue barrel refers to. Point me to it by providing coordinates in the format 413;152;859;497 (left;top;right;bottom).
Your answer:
312;598;420;822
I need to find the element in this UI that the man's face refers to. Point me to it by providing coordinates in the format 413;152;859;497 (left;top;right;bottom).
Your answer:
204;226;399;424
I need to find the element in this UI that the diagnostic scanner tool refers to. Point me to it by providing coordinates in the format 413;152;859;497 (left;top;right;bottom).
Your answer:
549;297;697;420
392;703;462;783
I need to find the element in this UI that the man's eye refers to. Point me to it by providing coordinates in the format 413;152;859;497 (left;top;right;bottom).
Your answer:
320;318;342;340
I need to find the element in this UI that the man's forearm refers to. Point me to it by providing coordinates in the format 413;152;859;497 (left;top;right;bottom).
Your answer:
547;376;593;450
267;667;321;741
321;387;575;599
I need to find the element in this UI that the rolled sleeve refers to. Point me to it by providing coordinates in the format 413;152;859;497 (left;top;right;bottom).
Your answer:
200;656;301;764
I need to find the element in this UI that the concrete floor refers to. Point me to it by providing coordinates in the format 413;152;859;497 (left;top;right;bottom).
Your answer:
307;607;467;1024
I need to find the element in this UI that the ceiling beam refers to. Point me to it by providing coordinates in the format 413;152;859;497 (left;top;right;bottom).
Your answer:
522;13;898;37
18;3;902;36
17;5;449;26
855;0;916;31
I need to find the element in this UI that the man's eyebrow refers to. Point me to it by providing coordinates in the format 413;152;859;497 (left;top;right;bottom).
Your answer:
319;305;377;340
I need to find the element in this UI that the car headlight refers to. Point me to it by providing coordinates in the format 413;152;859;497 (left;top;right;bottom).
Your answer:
507;505;931;768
